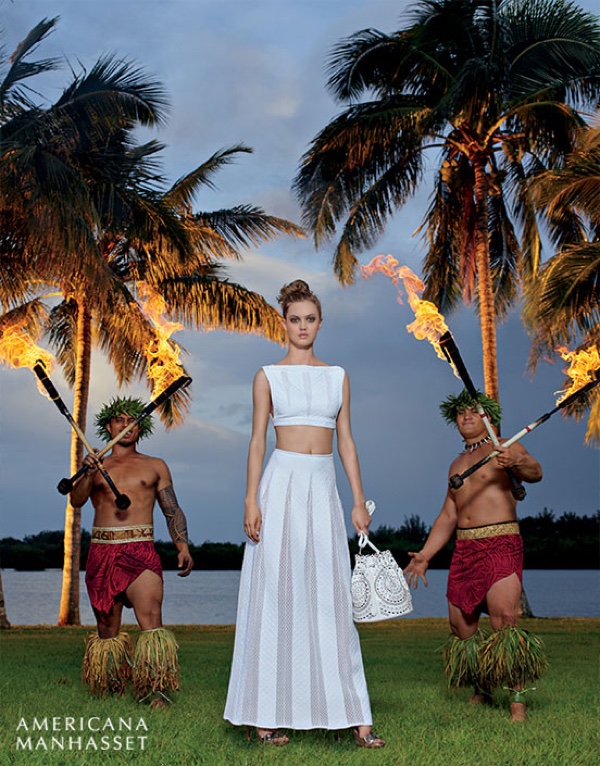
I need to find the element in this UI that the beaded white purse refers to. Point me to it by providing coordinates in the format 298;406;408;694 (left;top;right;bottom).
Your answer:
351;501;413;623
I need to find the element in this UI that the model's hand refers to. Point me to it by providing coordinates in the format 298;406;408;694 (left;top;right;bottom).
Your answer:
351;503;371;536
404;552;429;589
244;503;262;543
176;544;194;577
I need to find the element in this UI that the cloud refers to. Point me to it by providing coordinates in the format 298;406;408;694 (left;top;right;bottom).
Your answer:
2;0;597;548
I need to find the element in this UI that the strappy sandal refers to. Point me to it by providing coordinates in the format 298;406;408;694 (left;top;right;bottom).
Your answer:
246;727;289;745
353;728;385;748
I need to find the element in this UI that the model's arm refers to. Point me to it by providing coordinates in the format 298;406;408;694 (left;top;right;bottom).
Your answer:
69;453;100;507
336;373;370;536
404;490;458;589
244;369;271;543
495;442;543;483
156;461;194;577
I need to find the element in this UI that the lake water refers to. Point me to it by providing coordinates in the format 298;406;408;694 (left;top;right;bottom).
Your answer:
2;568;598;625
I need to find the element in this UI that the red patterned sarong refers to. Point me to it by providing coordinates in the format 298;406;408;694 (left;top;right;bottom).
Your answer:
85;542;163;616
446;535;523;615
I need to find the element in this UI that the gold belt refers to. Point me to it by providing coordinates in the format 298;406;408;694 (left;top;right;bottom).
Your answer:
456;522;520;540
91;525;154;544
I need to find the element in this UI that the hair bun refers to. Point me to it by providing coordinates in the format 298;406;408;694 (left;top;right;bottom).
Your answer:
277;279;322;317
277;279;311;305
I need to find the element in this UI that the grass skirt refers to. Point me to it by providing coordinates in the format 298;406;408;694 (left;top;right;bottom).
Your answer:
82;631;131;696
480;626;548;690
442;630;487;688
133;627;179;702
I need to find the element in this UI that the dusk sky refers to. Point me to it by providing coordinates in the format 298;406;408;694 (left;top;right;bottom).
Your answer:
2;0;598;547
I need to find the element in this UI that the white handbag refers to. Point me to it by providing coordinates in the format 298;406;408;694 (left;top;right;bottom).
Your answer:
351;501;413;623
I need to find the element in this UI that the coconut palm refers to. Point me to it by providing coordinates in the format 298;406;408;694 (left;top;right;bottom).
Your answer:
0;570;9;629
523;121;600;444
1;19;302;624
294;0;600;399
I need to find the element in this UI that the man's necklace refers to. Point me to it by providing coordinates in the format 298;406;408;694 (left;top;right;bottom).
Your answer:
463;435;492;453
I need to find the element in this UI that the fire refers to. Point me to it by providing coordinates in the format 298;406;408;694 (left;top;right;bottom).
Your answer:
556;345;600;403
362;255;451;362
0;320;55;396
137;282;185;397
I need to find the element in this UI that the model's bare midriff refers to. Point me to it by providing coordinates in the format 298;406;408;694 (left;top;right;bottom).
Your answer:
450;448;518;528
89;452;163;527
275;424;334;455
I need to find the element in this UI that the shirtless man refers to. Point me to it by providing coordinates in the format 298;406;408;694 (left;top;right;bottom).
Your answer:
71;396;193;704
405;390;547;721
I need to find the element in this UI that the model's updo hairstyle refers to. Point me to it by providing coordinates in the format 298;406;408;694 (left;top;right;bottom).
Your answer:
277;279;322;318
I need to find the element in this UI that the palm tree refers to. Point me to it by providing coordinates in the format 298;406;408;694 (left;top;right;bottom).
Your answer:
1;19;302;624
0;570;10;629
294;0;600;399
523;121;600;444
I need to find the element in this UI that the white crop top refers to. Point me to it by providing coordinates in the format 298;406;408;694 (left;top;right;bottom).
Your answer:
262;365;345;429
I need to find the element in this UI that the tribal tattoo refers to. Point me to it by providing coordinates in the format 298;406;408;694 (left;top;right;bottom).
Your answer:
157;485;189;545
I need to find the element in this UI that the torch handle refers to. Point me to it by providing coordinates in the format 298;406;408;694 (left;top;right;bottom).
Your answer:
438;333;526;500
96;375;192;458
62;375;192;491
448;370;600;490
449;414;552;489
33;364;132;509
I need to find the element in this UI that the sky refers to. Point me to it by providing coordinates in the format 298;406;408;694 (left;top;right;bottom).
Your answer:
1;0;598;547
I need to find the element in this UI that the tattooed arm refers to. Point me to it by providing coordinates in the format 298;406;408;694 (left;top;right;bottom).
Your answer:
156;461;194;576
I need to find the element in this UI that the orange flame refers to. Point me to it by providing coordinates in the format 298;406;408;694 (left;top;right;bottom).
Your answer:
0;320;55;396
137;282;185;397
362;255;451;363
556;345;600;403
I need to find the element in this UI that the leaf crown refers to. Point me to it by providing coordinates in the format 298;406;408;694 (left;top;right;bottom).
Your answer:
440;389;502;428
95;396;153;442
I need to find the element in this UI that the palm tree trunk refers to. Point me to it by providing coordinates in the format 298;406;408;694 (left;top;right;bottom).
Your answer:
57;299;92;625
472;157;499;401
0;570;11;629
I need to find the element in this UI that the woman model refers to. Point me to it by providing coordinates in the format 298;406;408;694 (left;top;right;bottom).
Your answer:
224;280;385;748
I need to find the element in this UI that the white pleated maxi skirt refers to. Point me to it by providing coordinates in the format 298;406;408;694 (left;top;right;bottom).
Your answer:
224;449;373;730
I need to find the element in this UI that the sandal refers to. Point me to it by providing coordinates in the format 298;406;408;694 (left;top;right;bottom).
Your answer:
246;727;289;745
353;728;385;748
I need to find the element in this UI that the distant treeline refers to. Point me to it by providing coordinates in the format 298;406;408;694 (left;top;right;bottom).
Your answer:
1;509;598;571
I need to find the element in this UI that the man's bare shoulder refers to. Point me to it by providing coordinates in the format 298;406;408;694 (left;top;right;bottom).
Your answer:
135;453;169;469
448;450;467;473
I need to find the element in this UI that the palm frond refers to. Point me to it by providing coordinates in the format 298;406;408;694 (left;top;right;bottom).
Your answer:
0;17;60;114
54;54;169;129
47;300;78;385
192;206;304;255
158;275;285;344
163;145;253;209
0;299;50;336
523;243;600;348
294;97;426;251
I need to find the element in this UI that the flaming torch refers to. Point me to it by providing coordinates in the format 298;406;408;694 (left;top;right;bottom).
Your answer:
362;257;525;498
0;322;132;507
0;320;56;387
137;282;186;400
449;347;600;489
555;345;600;404
362;256;451;362
57;283;192;494
33;364;132;509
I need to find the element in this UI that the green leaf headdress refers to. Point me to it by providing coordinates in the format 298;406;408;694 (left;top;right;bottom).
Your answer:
95;396;154;442
440;389;502;428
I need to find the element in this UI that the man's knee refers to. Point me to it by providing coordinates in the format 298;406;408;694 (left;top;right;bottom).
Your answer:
448;606;479;639
489;608;519;630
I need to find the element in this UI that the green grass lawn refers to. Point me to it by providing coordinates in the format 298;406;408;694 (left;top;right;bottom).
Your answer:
0;618;597;766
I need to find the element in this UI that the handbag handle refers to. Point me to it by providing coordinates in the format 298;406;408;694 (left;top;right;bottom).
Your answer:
357;500;380;553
